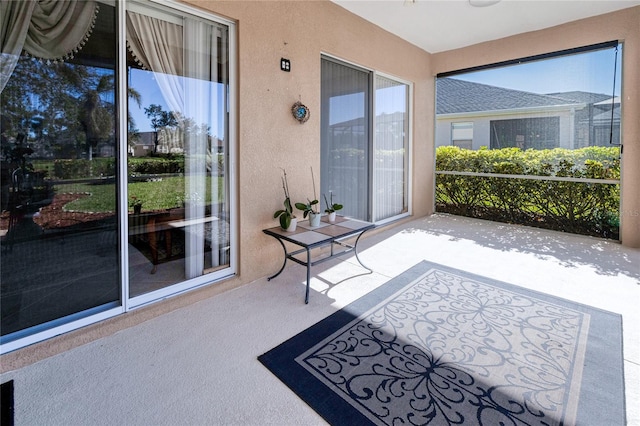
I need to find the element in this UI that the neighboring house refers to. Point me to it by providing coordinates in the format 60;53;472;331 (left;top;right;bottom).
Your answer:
547;91;620;147
436;78;617;150
128;131;155;157
129;129;222;156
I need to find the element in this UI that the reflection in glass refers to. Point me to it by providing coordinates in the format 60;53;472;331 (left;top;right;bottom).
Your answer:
1;2;119;338
374;76;409;221
126;6;230;297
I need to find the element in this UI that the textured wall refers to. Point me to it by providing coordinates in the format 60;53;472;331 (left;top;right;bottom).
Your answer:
191;0;434;279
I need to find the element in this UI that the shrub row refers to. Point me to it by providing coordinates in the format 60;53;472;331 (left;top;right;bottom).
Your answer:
435;146;620;239
128;157;184;175
53;158;116;179
48;156;187;179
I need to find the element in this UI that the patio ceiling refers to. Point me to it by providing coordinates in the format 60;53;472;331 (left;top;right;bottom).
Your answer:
331;0;640;53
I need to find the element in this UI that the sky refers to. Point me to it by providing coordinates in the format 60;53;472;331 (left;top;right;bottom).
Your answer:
129;69;169;133
451;45;621;96
129;45;621;132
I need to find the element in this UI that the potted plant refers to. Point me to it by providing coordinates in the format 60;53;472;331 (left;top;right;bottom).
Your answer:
295;167;321;227
273;168;297;231
323;192;343;223
130;196;143;214
295;198;320;227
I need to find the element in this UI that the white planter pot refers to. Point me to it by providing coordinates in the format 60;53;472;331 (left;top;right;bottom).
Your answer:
283;217;297;232
328;211;337;223
309;212;321;227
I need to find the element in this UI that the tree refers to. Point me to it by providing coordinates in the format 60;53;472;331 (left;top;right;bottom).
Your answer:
144;104;178;153
79;73;115;160
1;58;117;160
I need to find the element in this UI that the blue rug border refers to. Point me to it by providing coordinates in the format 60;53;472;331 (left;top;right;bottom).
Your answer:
258;260;626;426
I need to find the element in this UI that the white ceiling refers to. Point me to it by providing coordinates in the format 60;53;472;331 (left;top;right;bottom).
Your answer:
331;0;640;53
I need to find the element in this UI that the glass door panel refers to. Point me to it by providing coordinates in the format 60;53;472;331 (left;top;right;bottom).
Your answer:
320;58;370;221
1;1;120;338
321;58;410;224
125;4;230;297
373;76;409;221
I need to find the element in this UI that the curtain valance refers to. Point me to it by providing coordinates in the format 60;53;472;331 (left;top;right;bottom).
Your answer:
0;0;98;92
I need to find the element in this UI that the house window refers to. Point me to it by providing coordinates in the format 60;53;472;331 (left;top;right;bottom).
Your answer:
490;117;559;150
0;0;236;353
320;56;410;223
451;122;473;149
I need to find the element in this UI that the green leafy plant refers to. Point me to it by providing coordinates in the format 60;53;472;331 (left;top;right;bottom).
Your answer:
295;198;319;219
434;145;620;239
129;196;143;210
274;168;296;229
323;192;343;213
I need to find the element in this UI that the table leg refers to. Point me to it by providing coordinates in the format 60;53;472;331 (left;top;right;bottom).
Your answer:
305;247;311;304
353;231;373;273
267;237;288;281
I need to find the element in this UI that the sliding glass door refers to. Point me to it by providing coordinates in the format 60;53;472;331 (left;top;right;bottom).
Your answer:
320;56;410;223
373;76;410;221
125;2;232;301
320;58;370;221
1;0;235;352
1;1;120;340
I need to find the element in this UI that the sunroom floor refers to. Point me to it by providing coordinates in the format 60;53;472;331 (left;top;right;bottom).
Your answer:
2;213;638;425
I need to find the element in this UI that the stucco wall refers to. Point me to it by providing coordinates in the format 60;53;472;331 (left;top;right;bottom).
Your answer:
190;0;434;281
432;6;640;247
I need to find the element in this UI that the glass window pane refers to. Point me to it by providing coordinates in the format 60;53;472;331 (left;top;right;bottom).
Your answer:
373;76;409;221
1;2;120;338
320;59;370;221
126;6;230;297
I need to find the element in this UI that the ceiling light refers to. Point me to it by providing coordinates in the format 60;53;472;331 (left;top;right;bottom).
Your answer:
469;0;501;7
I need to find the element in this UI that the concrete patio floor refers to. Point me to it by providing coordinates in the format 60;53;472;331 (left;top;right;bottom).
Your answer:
2;213;639;425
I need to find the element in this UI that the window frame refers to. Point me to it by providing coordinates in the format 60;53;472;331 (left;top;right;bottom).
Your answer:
320;53;413;225
122;0;238;310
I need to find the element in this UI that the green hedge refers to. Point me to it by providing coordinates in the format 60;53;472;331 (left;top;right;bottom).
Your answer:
49;156;186;179
435;146;620;239
128;156;184;175
53;158;116;179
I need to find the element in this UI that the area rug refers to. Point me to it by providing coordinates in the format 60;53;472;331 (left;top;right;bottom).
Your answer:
258;261;625;426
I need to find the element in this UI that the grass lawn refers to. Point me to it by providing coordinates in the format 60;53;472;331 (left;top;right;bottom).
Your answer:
56;176;223;213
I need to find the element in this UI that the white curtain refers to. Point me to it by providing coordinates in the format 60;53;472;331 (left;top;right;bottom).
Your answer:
0;0;98;92
183;20;209;278
125;11;183;114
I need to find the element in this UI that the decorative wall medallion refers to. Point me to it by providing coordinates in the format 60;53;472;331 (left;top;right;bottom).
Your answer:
291;101;310;123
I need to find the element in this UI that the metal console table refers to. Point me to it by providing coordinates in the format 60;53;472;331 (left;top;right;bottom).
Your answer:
263;216;374;303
